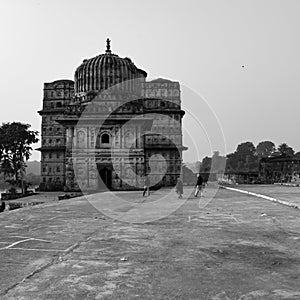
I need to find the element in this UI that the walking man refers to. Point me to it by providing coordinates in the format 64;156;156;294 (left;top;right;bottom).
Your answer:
143;175;150;197
195;174;203;197
176;177;183;199
0;201;5;213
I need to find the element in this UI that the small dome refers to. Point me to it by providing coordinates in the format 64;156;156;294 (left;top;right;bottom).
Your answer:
74;38;147;95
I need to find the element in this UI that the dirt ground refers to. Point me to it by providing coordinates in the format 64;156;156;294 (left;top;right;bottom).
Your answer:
0;185;299;299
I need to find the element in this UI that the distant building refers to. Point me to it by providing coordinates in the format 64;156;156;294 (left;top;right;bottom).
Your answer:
259;156;300;183
223;155;300;184
38;39;187;191
223;171;259;184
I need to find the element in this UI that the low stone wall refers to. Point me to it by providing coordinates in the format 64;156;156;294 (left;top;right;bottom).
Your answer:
1;191;37;201
0;200;44;212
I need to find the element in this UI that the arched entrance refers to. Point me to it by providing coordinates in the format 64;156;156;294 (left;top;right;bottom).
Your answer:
98;166;112;190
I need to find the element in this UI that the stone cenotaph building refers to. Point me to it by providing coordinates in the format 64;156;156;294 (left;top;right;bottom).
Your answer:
38;39;186;191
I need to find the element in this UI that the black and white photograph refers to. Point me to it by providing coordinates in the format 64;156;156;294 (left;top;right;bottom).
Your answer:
0;0;300;299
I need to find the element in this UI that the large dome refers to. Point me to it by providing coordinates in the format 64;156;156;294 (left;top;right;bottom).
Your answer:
74;38;147;95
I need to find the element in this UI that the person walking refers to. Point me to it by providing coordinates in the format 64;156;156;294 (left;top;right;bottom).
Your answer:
0;201;5;213
143;175;150;197
195;174;203;197
175;177;183;199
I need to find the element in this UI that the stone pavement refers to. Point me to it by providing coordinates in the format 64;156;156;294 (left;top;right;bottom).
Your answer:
0;185;299;299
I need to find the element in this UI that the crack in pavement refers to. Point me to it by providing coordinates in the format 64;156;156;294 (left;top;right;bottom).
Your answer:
0;233;96;297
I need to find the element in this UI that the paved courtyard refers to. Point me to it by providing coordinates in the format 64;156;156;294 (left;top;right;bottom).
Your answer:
0;185;299;299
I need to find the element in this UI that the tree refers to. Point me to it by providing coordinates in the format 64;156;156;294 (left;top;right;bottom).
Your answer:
182;164;197;185
277;143;294;157
195;161;201;173
0;122;39;194
236;142;256;157
256;141;276;158
199;152;226;175
225;152;237;172
226;142;258;172
200;156;212;173
211;151;226;174
294;152;300;159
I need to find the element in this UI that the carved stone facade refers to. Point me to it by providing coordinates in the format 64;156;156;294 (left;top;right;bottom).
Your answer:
38;40;186;191
38;80;75;190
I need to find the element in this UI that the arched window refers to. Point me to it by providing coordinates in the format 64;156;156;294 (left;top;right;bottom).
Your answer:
101;133;110;144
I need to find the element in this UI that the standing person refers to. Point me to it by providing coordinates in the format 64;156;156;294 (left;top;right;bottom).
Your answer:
143;175;150;197
176;177;183;199
0;201;5;213
195;174;203;197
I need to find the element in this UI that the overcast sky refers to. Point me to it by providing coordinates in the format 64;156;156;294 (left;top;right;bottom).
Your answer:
1;0;300;162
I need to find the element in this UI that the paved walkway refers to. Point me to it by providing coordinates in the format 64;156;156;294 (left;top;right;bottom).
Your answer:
0;185;299;299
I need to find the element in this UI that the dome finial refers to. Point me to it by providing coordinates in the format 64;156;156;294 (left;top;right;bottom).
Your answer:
106;38;111;53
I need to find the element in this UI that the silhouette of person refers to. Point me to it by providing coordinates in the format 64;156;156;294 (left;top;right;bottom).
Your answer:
176;177;183;199
143;176;150;197
0;201;6;213
195;174;203;197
